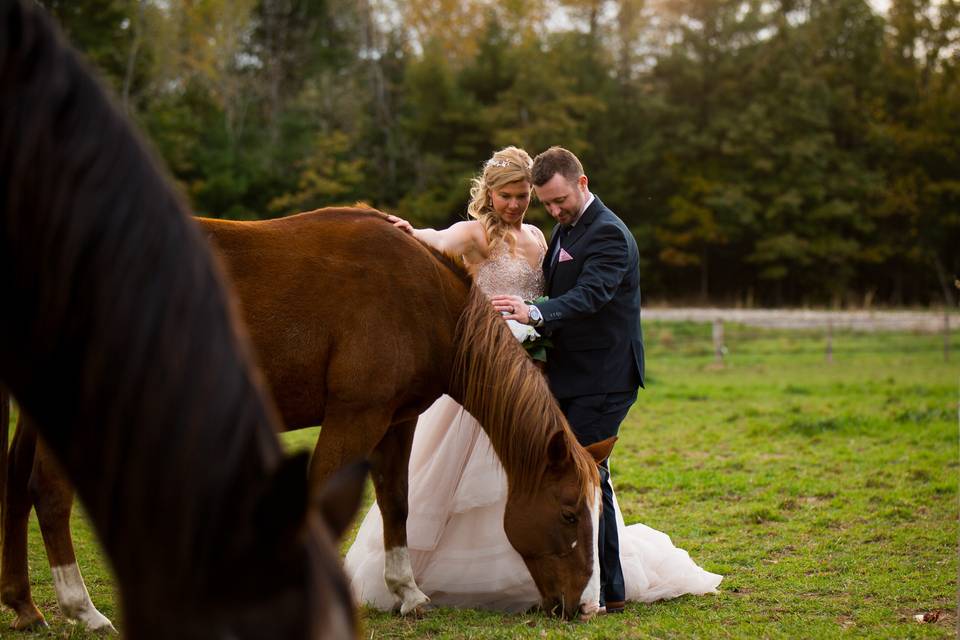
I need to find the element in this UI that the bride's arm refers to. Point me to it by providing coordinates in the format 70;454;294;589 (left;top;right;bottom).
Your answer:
387;216;484;258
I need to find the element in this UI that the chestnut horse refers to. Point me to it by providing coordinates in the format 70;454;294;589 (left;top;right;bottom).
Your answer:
202;210;613;619
3;207;616;625
0;1;364;637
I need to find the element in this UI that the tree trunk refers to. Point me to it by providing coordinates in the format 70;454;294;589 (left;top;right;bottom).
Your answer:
121;0;146;114
700;247;709;303
360;0;396;190
930;250;957;308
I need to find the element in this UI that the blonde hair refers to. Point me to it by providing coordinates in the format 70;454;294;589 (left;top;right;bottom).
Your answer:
467;146;533;255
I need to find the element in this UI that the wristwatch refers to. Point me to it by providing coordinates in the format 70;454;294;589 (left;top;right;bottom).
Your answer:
527;304;542;327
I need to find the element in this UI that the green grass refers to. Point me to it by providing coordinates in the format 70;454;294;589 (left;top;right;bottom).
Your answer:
2;323;957;638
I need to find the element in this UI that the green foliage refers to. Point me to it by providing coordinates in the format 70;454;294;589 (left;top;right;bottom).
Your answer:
267;130;366;215
42;0;135;87
41;0;960;305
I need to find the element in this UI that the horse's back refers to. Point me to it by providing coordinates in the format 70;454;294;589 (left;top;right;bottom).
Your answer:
199;208;462;320
197;208;469;428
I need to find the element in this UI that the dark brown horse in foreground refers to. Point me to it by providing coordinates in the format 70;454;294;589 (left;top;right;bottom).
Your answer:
4;207;616;625
0;1;364;637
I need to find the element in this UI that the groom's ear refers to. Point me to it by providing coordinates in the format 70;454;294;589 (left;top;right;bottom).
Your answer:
585;436;618;465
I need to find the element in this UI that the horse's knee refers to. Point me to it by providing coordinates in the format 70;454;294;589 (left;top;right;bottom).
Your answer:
377;494;408;523
373;487;409;549
28;474;72;526
370;420;415;533
2;480;32;518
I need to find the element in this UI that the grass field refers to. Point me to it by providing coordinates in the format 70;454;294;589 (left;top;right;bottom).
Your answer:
2;322;957;639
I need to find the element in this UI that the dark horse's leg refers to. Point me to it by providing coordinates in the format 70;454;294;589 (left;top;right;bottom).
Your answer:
368;418;429;615
1;413;45;629
31;436;115;632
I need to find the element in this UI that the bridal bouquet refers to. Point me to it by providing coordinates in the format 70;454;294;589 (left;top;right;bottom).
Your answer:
507;296;551;363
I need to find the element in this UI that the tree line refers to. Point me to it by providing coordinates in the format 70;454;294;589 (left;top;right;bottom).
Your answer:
43;0;959;307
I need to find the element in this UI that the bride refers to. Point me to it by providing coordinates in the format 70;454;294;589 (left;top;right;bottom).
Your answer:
343;146;721;613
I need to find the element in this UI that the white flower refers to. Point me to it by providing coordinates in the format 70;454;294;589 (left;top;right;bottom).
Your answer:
506;319;540;343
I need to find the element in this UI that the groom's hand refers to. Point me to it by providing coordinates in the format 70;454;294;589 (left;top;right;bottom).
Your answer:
490;295;529;324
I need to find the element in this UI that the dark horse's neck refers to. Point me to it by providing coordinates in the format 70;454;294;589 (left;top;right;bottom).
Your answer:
447;286;592;496
0;2;328;632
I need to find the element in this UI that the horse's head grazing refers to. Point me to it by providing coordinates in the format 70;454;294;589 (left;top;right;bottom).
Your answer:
503;433;616;621
449;285;623;621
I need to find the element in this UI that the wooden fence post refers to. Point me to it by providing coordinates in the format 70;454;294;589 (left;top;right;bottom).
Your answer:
713;318;725;365
944;309;951;362
826;319;834;364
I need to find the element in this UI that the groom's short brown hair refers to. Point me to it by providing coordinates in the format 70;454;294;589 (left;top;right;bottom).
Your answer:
532;146;584;187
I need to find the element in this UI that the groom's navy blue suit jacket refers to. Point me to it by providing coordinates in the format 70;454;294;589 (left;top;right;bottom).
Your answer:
537;195;644;400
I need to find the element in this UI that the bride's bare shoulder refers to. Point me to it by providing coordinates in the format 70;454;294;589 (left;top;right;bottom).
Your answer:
449;220;489;259
523;223;548;251
447;219;482;234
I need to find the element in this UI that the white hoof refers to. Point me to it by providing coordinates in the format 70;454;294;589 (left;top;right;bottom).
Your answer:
78;609;117;634
384;547;430;617
399;589;430;616
51;564;117;633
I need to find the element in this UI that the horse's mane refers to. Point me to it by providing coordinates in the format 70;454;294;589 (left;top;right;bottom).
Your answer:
328;208;597;497
0;0;290;599
450;286;599;498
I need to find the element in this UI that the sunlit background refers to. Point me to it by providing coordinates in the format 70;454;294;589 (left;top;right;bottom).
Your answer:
37;0;959;308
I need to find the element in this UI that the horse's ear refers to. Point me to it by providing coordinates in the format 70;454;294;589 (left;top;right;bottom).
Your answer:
585;436;618;465
254;451;311;543
314;460;368;541
547;430;570;468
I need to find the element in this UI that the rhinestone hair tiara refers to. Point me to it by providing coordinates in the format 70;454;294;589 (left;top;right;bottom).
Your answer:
486;158;512;169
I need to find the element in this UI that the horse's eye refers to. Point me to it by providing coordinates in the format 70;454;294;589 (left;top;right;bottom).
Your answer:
562;511;578;524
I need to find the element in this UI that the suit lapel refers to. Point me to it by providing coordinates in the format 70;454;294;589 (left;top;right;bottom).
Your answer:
562;217;589;251
543;224;561;290
546;197;604;294
543;224;561;272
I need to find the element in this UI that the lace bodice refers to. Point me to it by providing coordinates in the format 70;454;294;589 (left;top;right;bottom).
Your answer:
473;236;545;300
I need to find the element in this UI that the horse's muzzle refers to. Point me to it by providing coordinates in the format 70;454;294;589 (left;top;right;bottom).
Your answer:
578;600;600;621
542;596;594;621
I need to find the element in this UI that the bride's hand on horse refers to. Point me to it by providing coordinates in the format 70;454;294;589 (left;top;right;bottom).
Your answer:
386;214;414;235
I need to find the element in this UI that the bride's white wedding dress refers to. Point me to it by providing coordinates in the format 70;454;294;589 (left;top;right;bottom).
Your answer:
343;236;722;611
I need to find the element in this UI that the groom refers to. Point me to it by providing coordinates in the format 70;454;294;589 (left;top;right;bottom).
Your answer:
492;146;644;614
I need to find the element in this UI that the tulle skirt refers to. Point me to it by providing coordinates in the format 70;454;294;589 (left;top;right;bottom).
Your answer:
343;395;722;611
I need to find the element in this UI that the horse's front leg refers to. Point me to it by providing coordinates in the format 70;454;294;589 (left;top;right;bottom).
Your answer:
1;414;45;629
30;438;116;633
369;418;429;616
310;407;427;615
